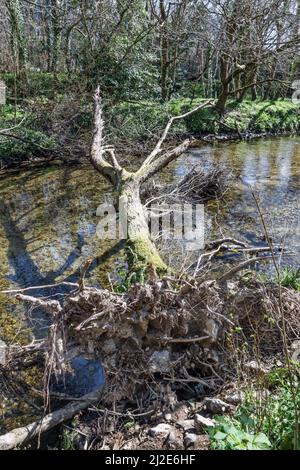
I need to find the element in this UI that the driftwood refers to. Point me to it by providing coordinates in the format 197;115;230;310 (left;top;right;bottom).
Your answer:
0;388;103;450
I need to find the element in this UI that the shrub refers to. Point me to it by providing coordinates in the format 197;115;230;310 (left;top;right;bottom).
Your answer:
209;416;271;450
212;371;300;450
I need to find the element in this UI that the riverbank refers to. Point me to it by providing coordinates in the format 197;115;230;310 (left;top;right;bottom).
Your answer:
1;95;299;171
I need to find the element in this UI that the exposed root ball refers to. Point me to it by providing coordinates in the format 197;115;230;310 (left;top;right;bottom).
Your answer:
57;280;225;401
15;277;300;403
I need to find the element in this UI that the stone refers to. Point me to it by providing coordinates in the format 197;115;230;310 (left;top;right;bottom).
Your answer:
149;350;170;373
194;414;215;433
177;419;195;431
203;397;233;414
149;423;172;438
167;430;177;445
245;360;268;375
164;413;172;422
224;391;245;405
184;432;198;448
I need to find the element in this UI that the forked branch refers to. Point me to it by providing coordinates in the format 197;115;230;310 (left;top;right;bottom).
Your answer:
89;86;123;185
141;99;214;169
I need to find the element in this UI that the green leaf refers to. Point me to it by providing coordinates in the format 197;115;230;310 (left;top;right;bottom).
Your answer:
213;431;227;440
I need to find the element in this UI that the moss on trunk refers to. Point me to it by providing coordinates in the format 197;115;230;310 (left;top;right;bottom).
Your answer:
127;236;169;275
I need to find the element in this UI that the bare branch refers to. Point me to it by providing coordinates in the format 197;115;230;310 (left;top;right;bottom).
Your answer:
138;138;191;182
141;99;214;168
89;86;123;185
0;388;103;450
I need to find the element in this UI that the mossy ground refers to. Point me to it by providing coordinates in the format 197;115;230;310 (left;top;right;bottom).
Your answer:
184;99;300;134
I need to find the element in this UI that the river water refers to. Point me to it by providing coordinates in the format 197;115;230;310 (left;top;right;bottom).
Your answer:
0;136;300;429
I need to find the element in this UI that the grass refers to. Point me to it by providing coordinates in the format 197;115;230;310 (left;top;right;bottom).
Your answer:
279;267;300;291
109;98;300;144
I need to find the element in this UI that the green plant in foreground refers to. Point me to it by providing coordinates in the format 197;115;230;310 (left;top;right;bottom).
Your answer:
211;370;300;450
209;416;271;450
279;267;300;291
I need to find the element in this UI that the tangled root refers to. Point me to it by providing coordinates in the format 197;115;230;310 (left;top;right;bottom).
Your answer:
141;167;229;205
15;276;300;403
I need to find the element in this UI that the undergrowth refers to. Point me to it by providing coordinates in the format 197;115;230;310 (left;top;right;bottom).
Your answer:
209;369;300;450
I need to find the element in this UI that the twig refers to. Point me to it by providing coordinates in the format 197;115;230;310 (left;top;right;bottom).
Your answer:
165;335;210;344
1;281;78;294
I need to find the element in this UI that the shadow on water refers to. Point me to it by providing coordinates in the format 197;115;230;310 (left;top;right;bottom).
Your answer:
0;165;121;396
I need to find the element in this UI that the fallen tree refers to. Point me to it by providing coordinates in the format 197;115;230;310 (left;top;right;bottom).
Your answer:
89;87;214;273
2;89;299;449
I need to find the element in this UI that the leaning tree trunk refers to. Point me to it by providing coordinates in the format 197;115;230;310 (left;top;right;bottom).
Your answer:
119;175;168;273
89;87;213;276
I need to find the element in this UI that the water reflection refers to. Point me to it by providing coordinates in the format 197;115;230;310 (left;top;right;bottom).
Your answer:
0;137;300;321
179;137;300;268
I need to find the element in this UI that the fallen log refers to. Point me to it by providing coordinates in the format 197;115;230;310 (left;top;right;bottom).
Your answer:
0;388;103;450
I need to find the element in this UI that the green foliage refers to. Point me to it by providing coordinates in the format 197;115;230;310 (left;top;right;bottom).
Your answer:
209;416;271;450
0;128;56;165
108;101;185;142
279;267;300;291
2;71;82;100
184;99;300;134
0;104;56;165
60;427;75;450
213;370;300;450
115;264;146;293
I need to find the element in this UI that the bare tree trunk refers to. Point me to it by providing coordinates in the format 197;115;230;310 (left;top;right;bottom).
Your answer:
5;0;27;82
50;0;62;77
159;0;170;102
119;177;168;272
237;64;257;102
89;87;213;274
215;57;229;114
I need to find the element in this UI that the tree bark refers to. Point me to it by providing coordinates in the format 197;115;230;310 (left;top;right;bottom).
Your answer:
119;176;168;273
5;0;27;81
89;87;213;275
